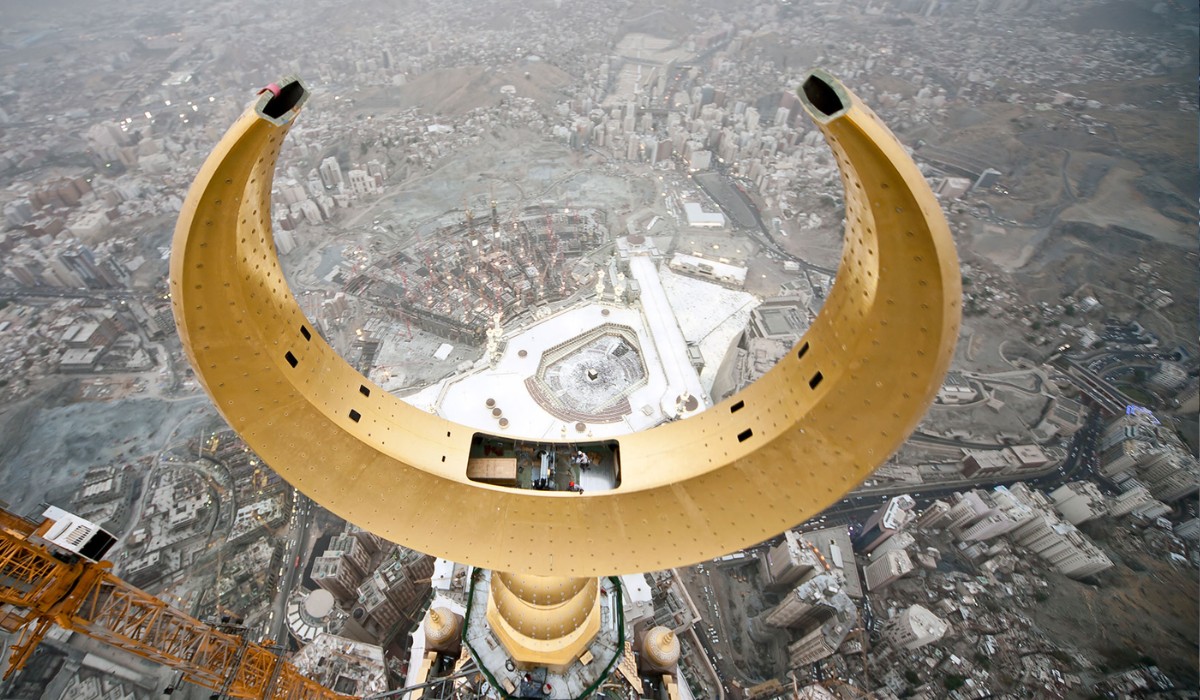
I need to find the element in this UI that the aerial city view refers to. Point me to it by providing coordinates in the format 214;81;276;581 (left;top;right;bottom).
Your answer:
0;0;1195;698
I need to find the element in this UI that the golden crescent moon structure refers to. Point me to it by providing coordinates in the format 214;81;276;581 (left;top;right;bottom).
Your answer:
170;70;960;579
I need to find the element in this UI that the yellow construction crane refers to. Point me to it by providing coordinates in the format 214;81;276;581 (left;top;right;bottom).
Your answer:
0;506;350;700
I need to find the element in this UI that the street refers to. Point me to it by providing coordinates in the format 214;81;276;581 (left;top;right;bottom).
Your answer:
265;491;314;645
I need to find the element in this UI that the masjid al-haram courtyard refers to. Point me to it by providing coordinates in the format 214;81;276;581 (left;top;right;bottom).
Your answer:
390;240;759;442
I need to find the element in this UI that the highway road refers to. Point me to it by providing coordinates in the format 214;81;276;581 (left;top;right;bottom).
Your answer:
680;564;742;692
264;490;314;645
0;285;157;301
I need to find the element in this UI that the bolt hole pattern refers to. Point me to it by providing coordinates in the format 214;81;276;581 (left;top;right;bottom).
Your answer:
169;73;960;576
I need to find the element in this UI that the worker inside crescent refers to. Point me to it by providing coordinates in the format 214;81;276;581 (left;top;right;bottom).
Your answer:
466;434;620;492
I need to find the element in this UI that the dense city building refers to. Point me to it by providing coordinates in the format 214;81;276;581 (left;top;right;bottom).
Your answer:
0;0;1195;697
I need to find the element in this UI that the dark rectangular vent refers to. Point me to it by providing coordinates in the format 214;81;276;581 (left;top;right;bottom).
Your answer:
262;80;307;119
79;529;117;561
348;409;361;423
359;385;371;397
737;429;753;443
797;341;810;359
809;371;824;389
730;400;745;413
300;325;311;341
285;351;298;368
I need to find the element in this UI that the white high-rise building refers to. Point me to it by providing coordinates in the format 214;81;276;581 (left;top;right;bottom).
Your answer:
854;495;917;553
1050;482;1109;525
275;212;297;240
945;491;991;531
1139;452;1187;483
1174;518;1200;541
881;604;948;651
948;486;1035;542
914;500;951;529
347;169;377;197
319;156;344;191
863;549;913;592
871;531;915;557
765;573;844;629
765;530;818;590
1106;482;1154;517
744;106;760;132
958;512;1024;542
1100;440;1158;478
1130;499;1171;520
1145;460;1199;502
1100;410;1162;451
1012;515;1112;579
788;611;855;666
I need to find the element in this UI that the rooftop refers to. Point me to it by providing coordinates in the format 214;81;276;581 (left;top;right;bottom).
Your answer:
682;202;726;228
290;633;387;696
804;526;863;599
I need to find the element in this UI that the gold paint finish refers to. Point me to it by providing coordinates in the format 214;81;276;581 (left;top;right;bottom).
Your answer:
424;607;463;650
171;70;960;577
494;572;593;606
486;573;600;669
640;626;680;671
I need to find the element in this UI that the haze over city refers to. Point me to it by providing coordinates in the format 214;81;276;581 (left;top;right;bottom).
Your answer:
0;0;1195;698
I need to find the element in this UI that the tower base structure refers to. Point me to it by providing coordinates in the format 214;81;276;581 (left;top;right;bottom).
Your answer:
464;570;624;698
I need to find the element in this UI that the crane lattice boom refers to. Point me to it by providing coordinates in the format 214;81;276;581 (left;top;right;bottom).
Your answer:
0;508;351;700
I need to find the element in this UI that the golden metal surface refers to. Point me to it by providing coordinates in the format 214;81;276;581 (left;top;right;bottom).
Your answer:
641;626;680;671
424;607;462;649
613;642;643;695
171;70;960;577
486;574;600;669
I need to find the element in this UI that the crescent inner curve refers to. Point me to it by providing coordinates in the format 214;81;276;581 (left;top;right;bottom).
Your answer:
170;70;961;577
